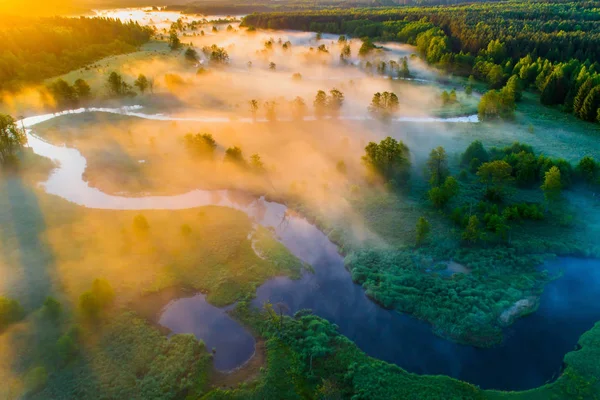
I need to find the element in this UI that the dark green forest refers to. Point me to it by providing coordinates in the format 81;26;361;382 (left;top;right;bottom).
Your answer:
0;17;152;91
242;0;600;124
167;0;500;15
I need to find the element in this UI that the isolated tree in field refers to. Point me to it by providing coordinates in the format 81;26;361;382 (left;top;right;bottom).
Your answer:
415;216;430;246
427;146;449;187
328;88;344;117
399;57;410;78
362;136;410;183
269;62;276;71
338;35;347;44
249;99;259;120
314;90;328;118
225;146;246;165
134;74;149;94
541;166;562;209
369;92;399;120
184;47;198;62
292;73;302;81
0;114;27;165
250;154;265;172
203;45;229;65
340;44;351;63
212;26;218;33
465;84;473;96
291;97;307;120
184;133;216;159
168;30;181;50
73;79;91;100
477;160;513;200
462;215;480;244
107;72;133;97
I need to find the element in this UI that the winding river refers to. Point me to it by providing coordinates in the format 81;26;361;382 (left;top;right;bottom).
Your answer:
20;108;600;390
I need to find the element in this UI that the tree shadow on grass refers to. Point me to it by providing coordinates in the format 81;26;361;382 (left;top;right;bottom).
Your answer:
0;176;57;310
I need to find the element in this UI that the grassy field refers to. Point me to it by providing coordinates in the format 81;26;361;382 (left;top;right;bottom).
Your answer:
0;151;306;398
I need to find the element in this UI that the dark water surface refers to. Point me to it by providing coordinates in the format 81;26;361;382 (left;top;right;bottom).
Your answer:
158;294;255;371
153;196;600;390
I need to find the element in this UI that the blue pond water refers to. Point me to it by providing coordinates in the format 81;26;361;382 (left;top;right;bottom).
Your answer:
159;197;600;390
159;294;255;371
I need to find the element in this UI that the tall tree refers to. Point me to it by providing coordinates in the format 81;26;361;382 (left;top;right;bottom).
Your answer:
415;217;430;246
541;166;562;210
0;114;27;165
362;136;410;184
134;74;149;94
426;146;449;187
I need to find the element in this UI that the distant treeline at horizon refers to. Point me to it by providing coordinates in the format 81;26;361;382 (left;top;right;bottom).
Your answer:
166;0;501;15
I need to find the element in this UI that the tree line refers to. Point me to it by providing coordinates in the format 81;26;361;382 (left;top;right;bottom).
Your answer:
0;16;152;92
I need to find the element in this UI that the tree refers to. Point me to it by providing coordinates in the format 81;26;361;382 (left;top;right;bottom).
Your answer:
415;216;430;246
134;74;149;94
250;154;265;172
269;62;276;71
107;72;133;97
574;79;594;117
48;79;77;106
0;296;24;331
541;166;562;209
0;114;27;166
579;86;600;122
43;297;62;320
428;176;459;208
358;37;375;57
184;133;216;159
368;92;399;120
79;279;115;319
314;90;328;118
202;45;229;64
477;160;513;200
461;140;489;169
399;57;410;78
249;99;259;120
465;84;473;96
441;90;450;105
427;146;449;187
225;146;246;165
73;79;91;100
462;215;480;244
340;44;351;63
577;156;598;184
291;97;307;120
362;136;410;184
478;88;515;121
184;47;198;62
328;88;344;117
168;30;181;50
